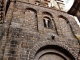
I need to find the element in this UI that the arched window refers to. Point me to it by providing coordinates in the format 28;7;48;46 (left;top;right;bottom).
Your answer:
43;17;52;29
42;12;53;29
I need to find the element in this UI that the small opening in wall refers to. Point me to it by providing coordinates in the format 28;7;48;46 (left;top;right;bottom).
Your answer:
67;21;69;23
51;35;55;40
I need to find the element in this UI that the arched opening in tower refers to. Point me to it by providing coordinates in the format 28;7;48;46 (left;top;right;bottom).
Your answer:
34;45;75;60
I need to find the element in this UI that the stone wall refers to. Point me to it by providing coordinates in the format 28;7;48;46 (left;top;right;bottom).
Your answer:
0;0;80;60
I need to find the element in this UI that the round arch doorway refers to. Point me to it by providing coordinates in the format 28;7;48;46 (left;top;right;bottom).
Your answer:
34;45;75;60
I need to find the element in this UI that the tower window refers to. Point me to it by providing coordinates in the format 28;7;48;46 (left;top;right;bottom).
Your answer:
42;12;53;29
43;18;52;29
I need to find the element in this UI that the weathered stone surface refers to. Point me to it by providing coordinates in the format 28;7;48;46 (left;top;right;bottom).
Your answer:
0;0;80;60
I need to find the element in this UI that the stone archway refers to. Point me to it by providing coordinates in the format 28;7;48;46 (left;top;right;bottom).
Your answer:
29;41;75;60
34;50;67;60
34;45;74;60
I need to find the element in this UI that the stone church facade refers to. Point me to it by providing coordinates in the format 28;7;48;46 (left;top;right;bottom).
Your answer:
0;0;80;60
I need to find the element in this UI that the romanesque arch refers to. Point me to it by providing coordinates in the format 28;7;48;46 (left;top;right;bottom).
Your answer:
34;45;75;60
42;11;58;34
29;41;75;60
42;12;53;29
58;15;69;23
42;12;53;18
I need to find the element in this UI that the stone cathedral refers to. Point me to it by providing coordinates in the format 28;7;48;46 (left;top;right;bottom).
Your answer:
0;0;80;60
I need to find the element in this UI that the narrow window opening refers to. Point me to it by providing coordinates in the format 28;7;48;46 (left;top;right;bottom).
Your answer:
43;12;53;29
43;18;49;28
43;18;52;29
48;20;51;28
51;35;55;40
43;19;47;27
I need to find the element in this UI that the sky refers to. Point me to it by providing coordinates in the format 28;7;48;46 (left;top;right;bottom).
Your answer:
64;0;74;11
